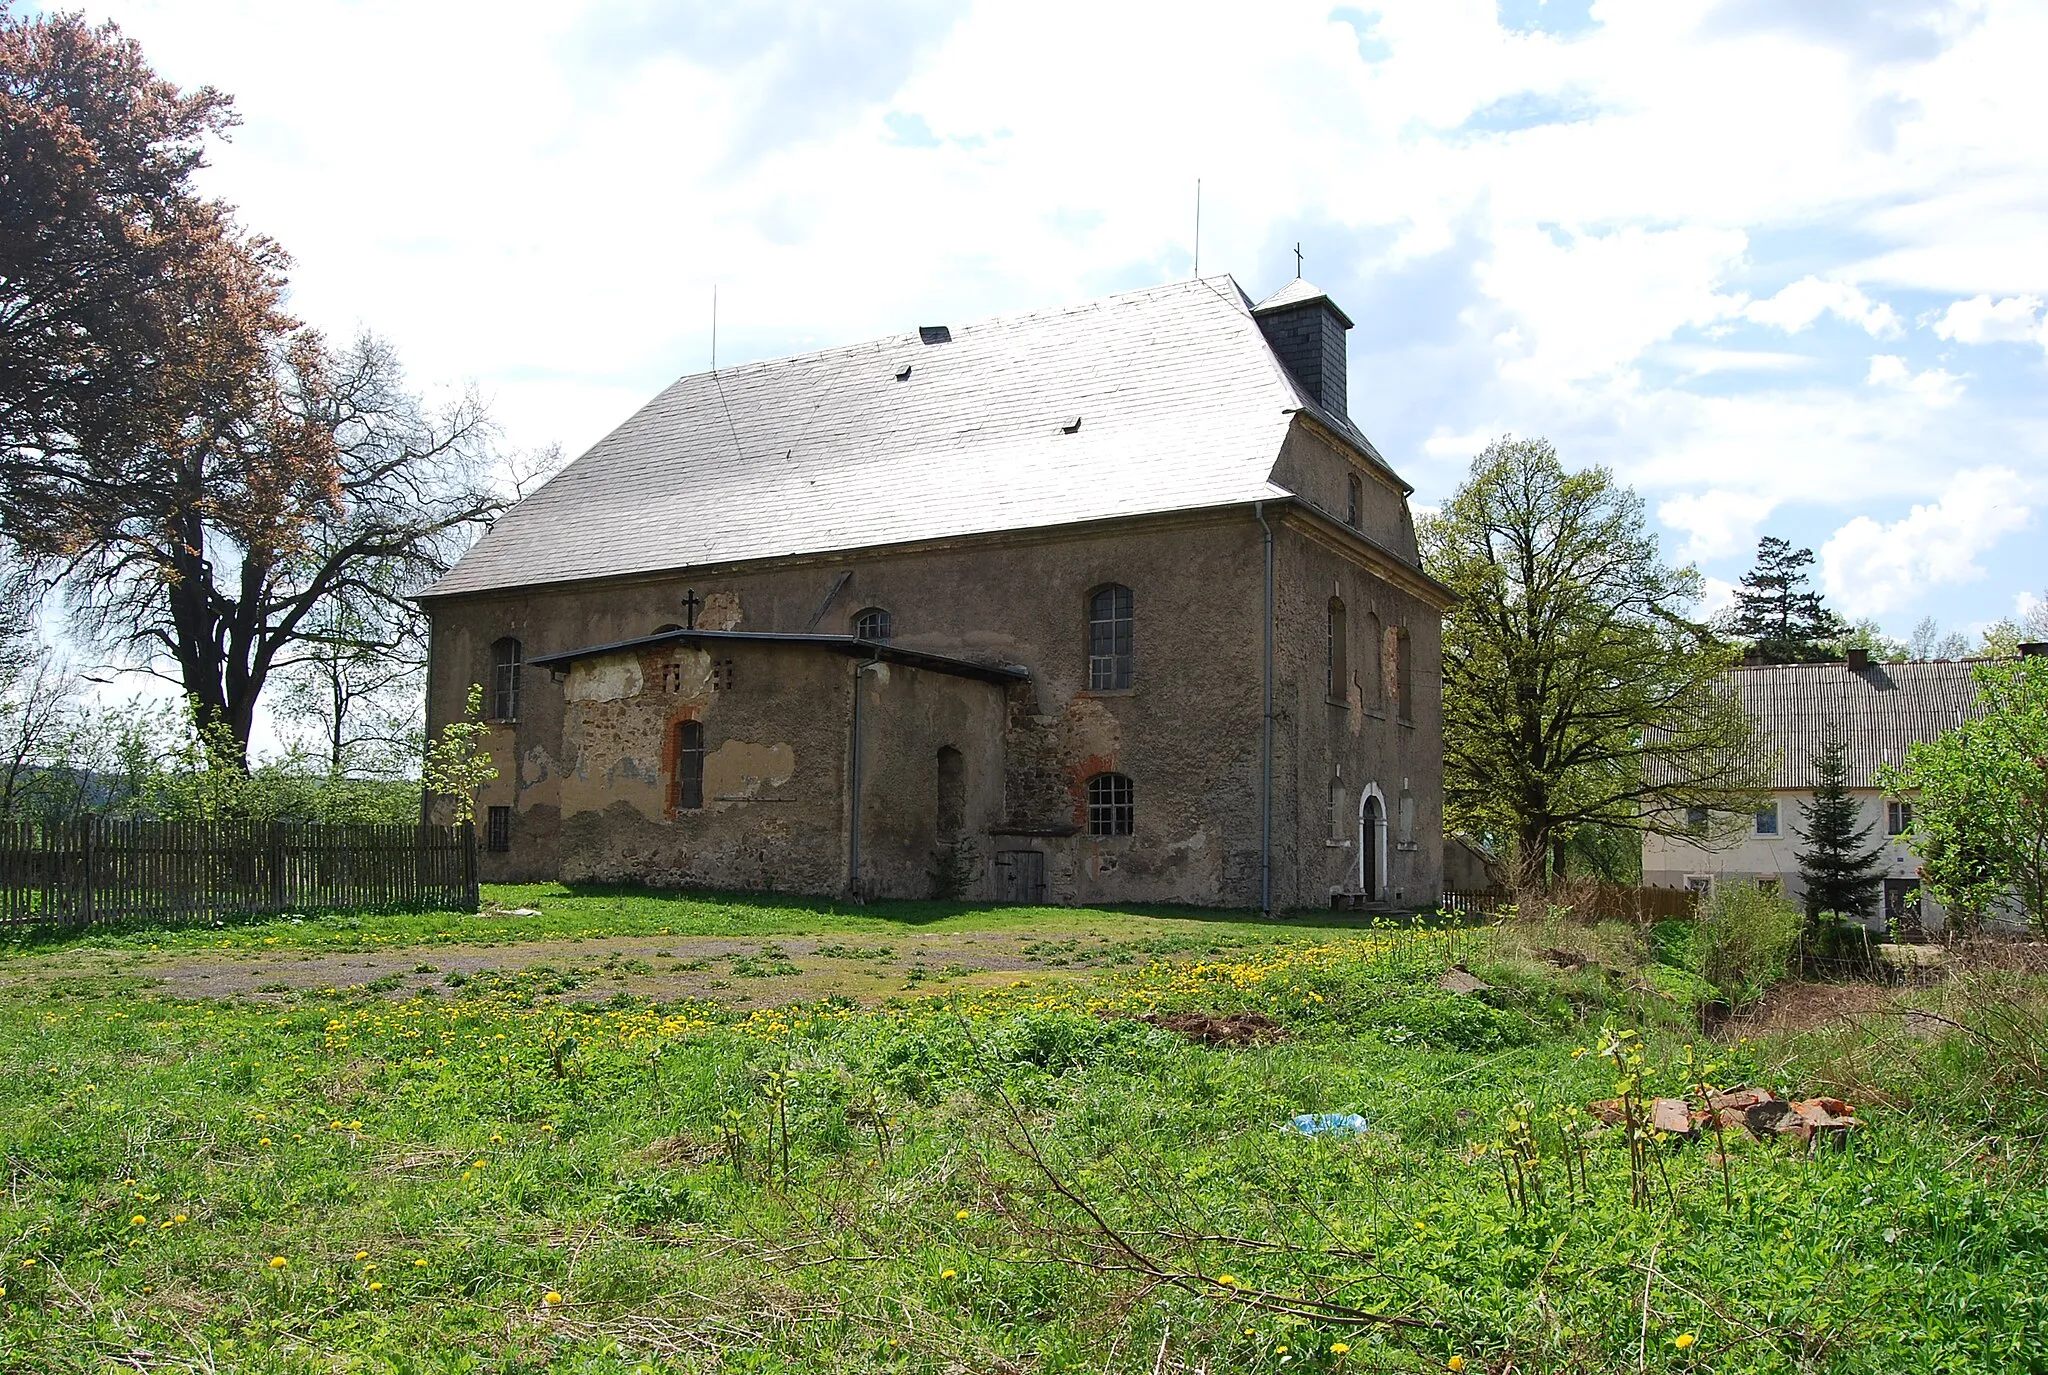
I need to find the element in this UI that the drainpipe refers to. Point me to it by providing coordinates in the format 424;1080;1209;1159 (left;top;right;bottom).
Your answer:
1255;502;1274;917
847;656;881;899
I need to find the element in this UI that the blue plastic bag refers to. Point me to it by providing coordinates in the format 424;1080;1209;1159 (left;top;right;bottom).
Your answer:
1285;1112;1370;1137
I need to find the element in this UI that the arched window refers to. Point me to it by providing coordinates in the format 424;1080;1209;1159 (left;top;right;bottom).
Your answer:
1346;473;1362;528
675;720;705;810
1395;628;1414;722
853;607;893;641
1326;596;1348;702
1085;772;1134;837
1363;612;1384;709
1087;585;1133;690
936;745;965;841
490;637;522;721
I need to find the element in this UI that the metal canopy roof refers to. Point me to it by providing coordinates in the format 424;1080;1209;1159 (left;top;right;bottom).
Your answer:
529;629;1030;686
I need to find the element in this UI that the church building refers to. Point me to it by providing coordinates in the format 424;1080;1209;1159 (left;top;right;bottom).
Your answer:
420;276;1451;910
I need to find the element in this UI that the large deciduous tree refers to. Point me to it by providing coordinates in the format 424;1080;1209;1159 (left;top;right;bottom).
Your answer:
1878;656;2048;933
1422;437;1770;892
1728;537;1847;663
1;9;517;764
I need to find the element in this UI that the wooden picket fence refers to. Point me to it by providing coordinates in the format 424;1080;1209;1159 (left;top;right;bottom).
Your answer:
1439;883;1700;923
0;819;477;932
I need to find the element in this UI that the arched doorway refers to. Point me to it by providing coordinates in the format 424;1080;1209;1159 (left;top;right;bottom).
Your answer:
1357;784;1389;901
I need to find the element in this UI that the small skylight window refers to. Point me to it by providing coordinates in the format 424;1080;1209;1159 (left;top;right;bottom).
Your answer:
1059;416;1083;435
918;325;951;345
895;363;913;381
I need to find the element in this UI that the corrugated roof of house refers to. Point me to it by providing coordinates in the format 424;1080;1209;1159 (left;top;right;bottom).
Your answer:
1735;659;1987;789
424;276;1402;600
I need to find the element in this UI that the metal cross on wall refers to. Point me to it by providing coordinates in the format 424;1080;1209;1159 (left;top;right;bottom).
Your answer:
681;589;703;630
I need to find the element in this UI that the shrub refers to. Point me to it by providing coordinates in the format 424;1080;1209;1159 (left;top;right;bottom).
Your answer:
1694;882;1802;1008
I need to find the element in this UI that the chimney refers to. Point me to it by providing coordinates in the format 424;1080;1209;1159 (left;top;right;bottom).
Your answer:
1252;279;1353;417
1846;647;1870;671
2021;641;2048;658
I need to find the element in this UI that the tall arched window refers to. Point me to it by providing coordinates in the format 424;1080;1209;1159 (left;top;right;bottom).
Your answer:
1085;772;1134;836
1326;596;1348;702
1395;628;1414;722
1087;585;1133;690
490;637;522;721
1346;473;1362;528
675;720;705;810
1363;612;1384;709
936;745;965;841
853;607;893;641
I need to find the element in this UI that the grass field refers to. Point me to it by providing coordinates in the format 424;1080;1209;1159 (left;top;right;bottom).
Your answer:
3;887;2045;1372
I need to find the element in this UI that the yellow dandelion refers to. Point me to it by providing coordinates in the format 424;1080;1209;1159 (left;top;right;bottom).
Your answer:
1330;1343;1350;1355
543;1290;564;1305
130;1215;146;1226
472;1159;486;1168
267;1256;288;1270
1447;1359;1466;1372
940;1268;957;1279
955;1209;971;1220
1216;1274;1237;1286
1674;1333;1697;1350
173;1215;186;1224
413;1258;427;1268
368;1280;384;1291
354;1250;370;1261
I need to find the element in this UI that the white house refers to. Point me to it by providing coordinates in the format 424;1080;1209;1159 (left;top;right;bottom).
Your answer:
1643;650;1988;932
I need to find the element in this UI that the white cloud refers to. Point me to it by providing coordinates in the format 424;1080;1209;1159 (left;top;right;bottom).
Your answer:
1745;277;1903;338
1931;294;2046;346
1657;490;1775;562
1820;467;2035;617
1698;575;1738;622
1865;354;1964;405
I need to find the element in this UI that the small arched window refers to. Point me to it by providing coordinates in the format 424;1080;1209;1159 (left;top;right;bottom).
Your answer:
1087;585;1133;691
1346;473;1362;528
853;607;893;641
1326;597;1348;702
675;720;705;810
490;637;522;721
1085;772;1134;837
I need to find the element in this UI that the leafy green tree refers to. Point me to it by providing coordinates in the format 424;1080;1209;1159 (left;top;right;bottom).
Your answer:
423;683;497;827
1729;537;1846;662
1421;437;1770;891
1794;730;1887;924
1878;656;2048;932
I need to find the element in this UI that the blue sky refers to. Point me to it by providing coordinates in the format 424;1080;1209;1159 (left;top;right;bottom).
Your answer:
65;0;2048;646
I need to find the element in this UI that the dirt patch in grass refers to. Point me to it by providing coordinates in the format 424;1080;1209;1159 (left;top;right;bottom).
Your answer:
1110;1008;1289;1047
1723;980;1899;1036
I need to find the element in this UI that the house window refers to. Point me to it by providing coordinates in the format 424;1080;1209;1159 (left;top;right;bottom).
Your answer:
1686;806;1709;832
485;806;511;853
1757;877;1781;896
853;607;893;641
675;720;705;810
1684;875;1712;896
1394;628;1413;721
490;637;522;721
1346;474;1362;527
1326;597;1348;702
1085;772;1134;837
1087;585;1133;691
1755;802;1779;836
1887;800;1913;836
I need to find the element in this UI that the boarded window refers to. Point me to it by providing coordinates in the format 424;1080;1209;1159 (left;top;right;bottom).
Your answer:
676;720;705;810
1088;585;1133;691
1330;778;1346;841
490;637;522;721
853;607;893;641
1346;474;1362;527
1327;597;1348;702
1085;772;1134;837
1364;613;1384;708
486;805;511;852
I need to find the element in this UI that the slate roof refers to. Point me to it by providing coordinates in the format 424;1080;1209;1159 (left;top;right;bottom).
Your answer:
1254;277;1355;326
1734;659;1987;789
424;276;1404;600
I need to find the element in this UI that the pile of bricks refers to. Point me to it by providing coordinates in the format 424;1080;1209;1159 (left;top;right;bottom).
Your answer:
1588;1087;1860;1149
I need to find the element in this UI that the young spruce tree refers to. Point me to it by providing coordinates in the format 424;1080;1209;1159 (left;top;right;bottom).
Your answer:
1795;730;1887;923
